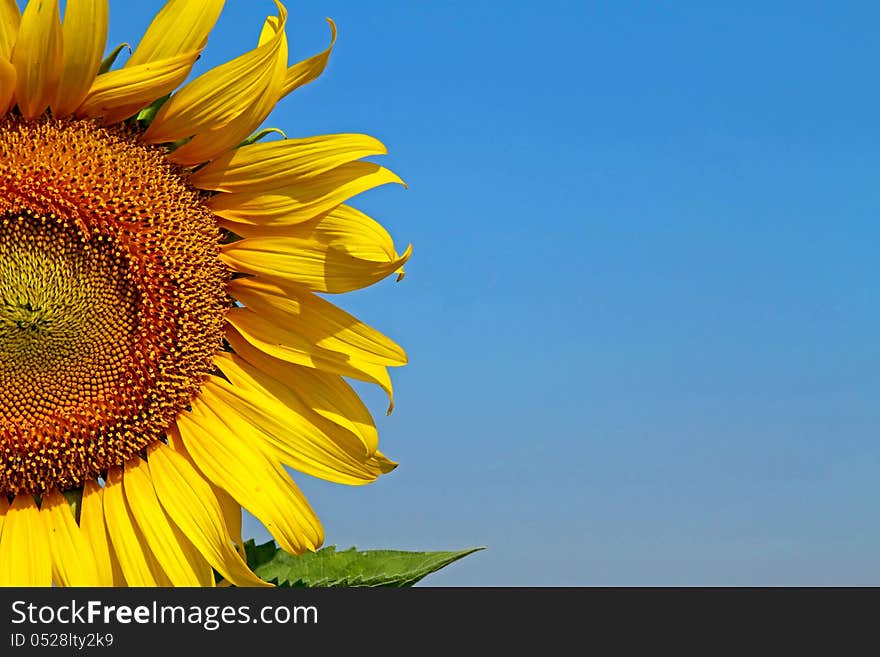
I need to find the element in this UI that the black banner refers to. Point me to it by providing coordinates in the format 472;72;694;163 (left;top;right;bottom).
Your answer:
0;587;866;652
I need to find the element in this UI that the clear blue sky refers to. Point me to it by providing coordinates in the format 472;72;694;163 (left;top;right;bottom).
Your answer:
103;1;880;585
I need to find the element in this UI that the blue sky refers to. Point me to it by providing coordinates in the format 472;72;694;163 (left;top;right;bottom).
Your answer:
102;1;880;584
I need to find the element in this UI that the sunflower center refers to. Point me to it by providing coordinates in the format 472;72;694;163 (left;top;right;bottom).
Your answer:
0;116;228;495
0;216;138;422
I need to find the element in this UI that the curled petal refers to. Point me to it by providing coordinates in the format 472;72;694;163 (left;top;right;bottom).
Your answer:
279;18;336;99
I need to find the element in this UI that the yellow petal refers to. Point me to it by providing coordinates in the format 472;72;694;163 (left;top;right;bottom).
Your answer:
12;0;63;120
209;162;404;227
165;426;249;563
222;237;412;294
229;276;407;365
226;336;380;456
76;50;200;123
53;0;108;117
145;2;289;166
177;400;323;555
165;426;249;562
122;456;214;587
147;440;270;587
42;489;99;587
226;202;405;265
0;58;15;116
81;480;125;586
190;133;387;193
204;361;385;484
225;308;396;409
0;495;52;586
279;18;336;99
0;494;8;536
103;467;169;586
216;491;245;560
126;0;224;67
0;0;20;60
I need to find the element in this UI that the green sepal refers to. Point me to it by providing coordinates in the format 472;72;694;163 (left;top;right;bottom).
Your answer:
244;540;484;587
99;43;131;74
166;137;191;152
136;94;171;127
63;488;83;523
237;128;287;149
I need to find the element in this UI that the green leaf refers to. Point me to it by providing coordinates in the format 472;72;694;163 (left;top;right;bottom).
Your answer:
99;43;131;74
244;540;483;587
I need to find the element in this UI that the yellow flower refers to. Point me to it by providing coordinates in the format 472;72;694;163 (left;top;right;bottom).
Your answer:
0;0;409;586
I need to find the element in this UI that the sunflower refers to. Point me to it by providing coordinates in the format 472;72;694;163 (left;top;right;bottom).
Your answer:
0;0;409;586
